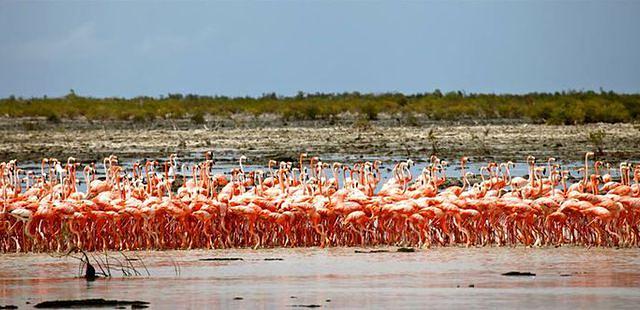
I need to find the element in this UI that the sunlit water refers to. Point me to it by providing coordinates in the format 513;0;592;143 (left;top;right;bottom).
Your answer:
2;247;640;309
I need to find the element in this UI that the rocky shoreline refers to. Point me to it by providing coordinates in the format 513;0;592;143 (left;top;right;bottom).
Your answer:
0;117;637;163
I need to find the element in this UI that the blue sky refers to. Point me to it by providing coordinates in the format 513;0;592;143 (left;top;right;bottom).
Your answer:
0;1;638;98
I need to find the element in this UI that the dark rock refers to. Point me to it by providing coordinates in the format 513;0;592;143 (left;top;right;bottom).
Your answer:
233;297;244;300
34;299;149;308
265;258;284;261
397;247;416;253
290;305;321;308
468;284;475;288
354;249;389;254
199;257;243;261
501;271;536;276
0;306;18;309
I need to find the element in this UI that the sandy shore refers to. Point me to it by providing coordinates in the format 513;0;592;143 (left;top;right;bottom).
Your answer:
0;118;637;163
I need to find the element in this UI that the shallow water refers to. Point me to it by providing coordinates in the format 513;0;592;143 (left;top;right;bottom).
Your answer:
2;247;640;309
21;158;591;194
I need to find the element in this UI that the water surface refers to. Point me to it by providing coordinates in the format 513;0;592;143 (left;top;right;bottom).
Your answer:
2;247;640;309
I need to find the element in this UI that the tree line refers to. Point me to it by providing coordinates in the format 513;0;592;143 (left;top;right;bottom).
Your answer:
1;90;638;124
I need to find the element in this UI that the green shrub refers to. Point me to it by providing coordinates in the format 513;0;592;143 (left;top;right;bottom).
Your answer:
132;114;147;123
0;91;638;124
46;113;61;124
191;112;205;124
359;102;378;120
353;117;371;130
588;129;606;154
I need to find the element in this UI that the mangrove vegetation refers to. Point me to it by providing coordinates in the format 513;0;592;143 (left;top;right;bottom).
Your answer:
1;90;639;125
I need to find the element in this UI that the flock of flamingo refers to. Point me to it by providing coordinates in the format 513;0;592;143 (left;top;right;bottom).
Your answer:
1;152;639;253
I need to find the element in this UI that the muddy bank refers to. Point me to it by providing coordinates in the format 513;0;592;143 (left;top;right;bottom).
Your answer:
0;118;637;163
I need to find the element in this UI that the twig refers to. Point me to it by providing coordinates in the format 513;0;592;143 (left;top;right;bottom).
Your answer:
110;256;129;276
120;252;141;276
135;252;150;277
104;250;112;277
90;252;108;278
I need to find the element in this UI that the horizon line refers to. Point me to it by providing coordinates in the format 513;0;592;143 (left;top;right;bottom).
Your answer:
3;88;639;101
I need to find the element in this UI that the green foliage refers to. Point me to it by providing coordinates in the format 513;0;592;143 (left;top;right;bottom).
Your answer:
22;121;43;131
353;116;371;130
0;91;638;124
404;113;419;126
46;113;61;124
588;129;606;155
190;112;205;124
427;128;438;155
359;102;379;120
131;114;148;123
